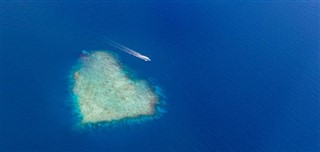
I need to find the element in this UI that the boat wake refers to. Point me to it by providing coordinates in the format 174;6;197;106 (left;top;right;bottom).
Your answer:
105;39;151;62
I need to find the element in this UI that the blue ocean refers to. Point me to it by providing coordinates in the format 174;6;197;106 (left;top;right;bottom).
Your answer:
2;1;319;151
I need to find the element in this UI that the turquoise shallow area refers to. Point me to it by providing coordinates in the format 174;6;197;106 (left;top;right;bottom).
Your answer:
69;51;166;127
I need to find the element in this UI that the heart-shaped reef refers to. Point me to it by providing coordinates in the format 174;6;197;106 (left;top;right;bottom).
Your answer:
71;51;161;124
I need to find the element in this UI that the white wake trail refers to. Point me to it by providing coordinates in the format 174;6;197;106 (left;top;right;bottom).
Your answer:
106;39;151;62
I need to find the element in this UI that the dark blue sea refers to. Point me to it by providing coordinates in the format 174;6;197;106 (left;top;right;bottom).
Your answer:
2;1;320;151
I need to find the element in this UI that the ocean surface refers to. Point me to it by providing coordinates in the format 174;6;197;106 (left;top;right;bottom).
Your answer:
1;1;320;151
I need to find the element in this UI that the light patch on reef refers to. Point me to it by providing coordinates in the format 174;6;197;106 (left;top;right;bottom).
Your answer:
72;51;159;124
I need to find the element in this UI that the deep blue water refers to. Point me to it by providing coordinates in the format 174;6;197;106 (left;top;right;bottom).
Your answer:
2;1;320;151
